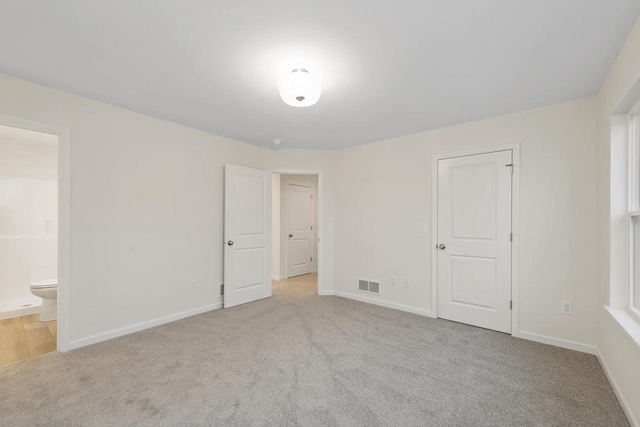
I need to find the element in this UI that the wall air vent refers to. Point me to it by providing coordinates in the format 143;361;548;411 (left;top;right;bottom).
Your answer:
368;281;380;294
358;279;380;294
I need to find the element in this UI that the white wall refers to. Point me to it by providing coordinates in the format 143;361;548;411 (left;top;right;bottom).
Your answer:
596;14;640;426
333;97;599;348
276;174;318;278
0;135;58;305
0;74;264;347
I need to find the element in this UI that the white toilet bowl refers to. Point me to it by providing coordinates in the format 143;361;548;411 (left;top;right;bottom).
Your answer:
30;279;57;322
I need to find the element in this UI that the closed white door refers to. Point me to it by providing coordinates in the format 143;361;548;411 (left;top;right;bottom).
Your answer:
224;165;272;308
287;184;313;278
437;150;512;333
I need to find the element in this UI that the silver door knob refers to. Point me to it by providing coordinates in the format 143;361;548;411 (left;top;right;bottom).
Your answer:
227;240;234;246
438;243;446;250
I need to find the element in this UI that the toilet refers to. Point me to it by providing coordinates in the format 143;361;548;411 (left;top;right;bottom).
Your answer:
30;279;57;322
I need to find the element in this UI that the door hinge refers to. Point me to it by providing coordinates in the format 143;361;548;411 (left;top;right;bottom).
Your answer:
510;300;512;310
311;257;313;261
506;164;514;174
220;284;224;296
510;232;513;242
311;194;313;199
311;225;313;230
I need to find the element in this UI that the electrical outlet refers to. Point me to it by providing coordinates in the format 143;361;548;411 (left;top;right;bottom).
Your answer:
420;223;428;233
404;278;411;288
561;301;572;315
391;276;397;286
191;280;197;291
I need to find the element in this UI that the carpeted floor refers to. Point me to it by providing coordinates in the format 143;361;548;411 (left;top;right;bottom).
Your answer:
0;274;628;426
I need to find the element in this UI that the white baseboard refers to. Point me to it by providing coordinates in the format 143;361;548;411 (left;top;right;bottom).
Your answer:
318;290;335;296
597;350;639;427
0;304;40;320
334;291;432;317
271;275;286;281
518;330;596;355
68;299;222;350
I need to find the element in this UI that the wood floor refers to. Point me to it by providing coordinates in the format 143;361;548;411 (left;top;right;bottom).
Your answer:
0;314;57;367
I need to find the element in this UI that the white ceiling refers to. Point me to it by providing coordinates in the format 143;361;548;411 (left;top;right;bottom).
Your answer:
0;1;638;150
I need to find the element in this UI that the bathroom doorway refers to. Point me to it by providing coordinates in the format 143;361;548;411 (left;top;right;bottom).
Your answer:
271;172;320;293
0;116;70;364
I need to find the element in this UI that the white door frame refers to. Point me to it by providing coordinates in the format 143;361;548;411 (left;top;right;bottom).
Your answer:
272;169;323;295
0;114;71;351
431;143;520;337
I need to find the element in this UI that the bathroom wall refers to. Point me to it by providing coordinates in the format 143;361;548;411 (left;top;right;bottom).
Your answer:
0;125;58;310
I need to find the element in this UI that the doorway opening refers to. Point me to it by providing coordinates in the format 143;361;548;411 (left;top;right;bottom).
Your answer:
271;172;319;294
0;123;59;365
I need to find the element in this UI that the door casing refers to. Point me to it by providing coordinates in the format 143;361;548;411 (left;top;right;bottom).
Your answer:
272;169;324;295
431;143;520;337
0;114;71;351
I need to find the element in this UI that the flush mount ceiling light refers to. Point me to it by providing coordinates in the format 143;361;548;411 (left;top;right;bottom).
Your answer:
278;68;322;107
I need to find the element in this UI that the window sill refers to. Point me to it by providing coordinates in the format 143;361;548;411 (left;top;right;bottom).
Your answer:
605;305;640;349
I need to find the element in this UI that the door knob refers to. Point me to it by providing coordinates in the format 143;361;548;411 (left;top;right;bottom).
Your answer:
289;234;293;238
438;243;446;250
227;240;234;246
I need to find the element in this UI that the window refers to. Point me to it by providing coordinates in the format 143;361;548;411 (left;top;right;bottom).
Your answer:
629;115;640;312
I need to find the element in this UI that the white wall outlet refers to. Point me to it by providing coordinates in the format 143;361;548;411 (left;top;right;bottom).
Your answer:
391;276;397;286
561;301;572;315
420;223;428;233
404;278;411;288
191;280;197;291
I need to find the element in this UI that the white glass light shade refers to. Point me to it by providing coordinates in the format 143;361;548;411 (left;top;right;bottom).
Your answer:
278;68;322;107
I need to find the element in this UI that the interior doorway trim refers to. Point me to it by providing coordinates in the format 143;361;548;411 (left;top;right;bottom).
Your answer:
431;143;520;337
271;169;324;295
0;114;71;351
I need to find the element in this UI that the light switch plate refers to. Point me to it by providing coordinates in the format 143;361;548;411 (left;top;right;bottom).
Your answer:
420;223;428;233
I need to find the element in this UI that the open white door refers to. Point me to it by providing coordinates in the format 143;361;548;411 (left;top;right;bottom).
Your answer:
224;165;272;308
437;150;512;333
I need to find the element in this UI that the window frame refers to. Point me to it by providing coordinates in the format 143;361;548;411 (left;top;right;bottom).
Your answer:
628;115;640;315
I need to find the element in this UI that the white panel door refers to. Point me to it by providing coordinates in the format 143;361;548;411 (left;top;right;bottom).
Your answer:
437;150;512;333
287;184;313;278
224;165;272;308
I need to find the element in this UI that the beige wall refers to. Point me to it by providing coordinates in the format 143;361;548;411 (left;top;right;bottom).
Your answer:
0;136;57;181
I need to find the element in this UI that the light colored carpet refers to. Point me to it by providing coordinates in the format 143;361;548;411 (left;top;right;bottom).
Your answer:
0;274;628;426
